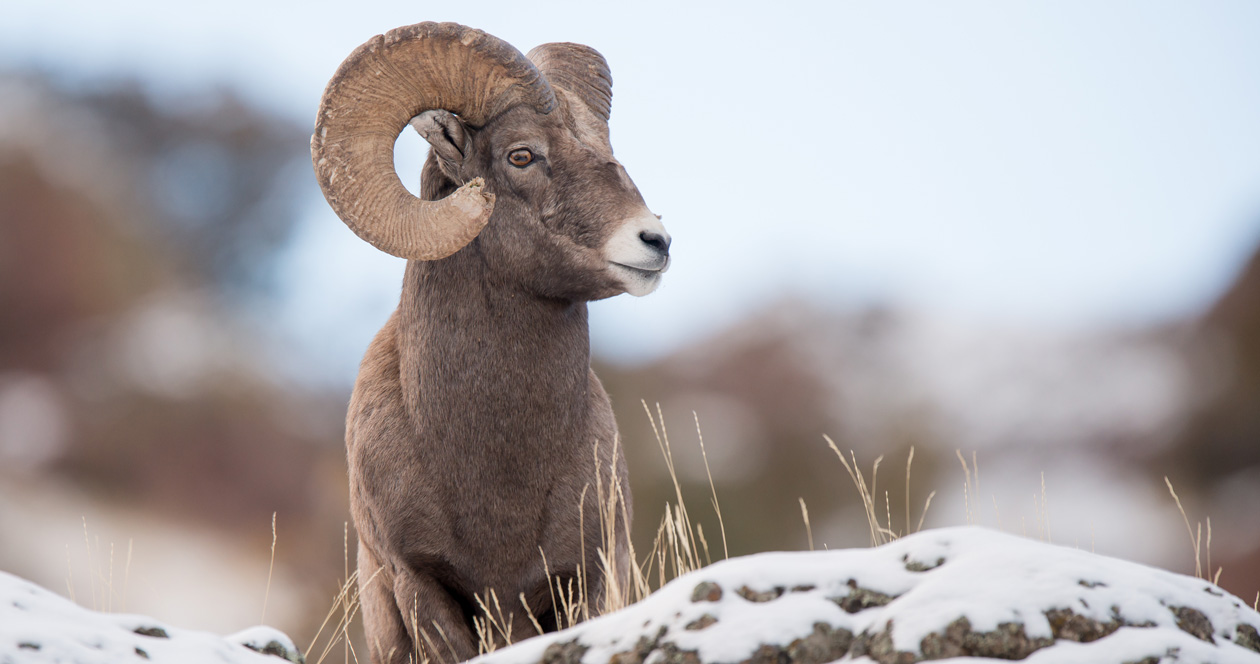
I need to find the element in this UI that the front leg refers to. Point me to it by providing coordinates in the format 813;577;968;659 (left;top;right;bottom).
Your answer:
357;546;412;664
392;566;478;664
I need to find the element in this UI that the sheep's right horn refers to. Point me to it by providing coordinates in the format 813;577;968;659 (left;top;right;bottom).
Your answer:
312;22;556;260
527;43;612;124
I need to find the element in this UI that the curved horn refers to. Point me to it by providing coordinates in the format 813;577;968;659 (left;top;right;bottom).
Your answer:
312;22;556;260
527;43;612;126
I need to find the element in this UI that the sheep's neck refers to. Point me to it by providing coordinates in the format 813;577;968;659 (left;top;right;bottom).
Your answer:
396;256;592;457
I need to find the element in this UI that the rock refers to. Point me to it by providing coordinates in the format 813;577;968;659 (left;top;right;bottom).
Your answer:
228;626;306;663
736;586;784;603
466;527;1260;664
691;582;723;603
0;570;301;663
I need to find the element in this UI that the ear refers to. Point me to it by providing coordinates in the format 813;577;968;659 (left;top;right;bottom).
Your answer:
409;110;470;182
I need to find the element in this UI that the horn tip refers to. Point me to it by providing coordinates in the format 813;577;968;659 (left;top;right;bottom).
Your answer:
450;178;495;221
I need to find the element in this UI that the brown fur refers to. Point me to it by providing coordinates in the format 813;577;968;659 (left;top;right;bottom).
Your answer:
348;83;652;662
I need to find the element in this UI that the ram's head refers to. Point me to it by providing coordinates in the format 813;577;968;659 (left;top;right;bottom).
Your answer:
311;22;670;300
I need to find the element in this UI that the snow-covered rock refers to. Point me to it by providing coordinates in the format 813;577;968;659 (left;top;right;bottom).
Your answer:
0;570;303;663
476;527;1260;664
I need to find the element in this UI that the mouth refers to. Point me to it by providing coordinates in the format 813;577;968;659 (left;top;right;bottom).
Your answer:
611;262;664;278
611;253;670;275
609;261;666;297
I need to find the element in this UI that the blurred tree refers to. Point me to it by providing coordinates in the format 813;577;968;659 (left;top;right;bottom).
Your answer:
1167;240;1260;478
0;69;346;636
64;77;308;295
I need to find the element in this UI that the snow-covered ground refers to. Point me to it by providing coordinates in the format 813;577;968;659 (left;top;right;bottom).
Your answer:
0;570;302;663
475;527;1260;664
6;526;1260;663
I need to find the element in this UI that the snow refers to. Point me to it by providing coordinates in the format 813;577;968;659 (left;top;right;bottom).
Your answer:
475;526;1260;664
0;570;300;663
5;526;1259;663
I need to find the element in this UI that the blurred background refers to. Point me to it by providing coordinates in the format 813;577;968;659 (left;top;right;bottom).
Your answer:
1;0;1259;651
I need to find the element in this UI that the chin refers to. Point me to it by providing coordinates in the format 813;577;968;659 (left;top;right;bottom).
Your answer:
608;264;663;297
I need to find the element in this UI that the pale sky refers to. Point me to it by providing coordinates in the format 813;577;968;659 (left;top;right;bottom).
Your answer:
4;1;1260;378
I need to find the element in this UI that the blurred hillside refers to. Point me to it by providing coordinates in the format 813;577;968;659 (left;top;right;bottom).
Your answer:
599;243;1260;598
0;67;1257;650
0;70;350;636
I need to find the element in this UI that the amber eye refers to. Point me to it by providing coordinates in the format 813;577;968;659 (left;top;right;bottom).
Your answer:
508;148;534;168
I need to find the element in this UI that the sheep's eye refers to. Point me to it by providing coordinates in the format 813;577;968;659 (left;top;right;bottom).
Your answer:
508;148;534;168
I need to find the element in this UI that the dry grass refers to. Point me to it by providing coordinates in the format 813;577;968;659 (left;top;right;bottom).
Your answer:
305;523;374;664
261;511;277;625
1164;476;1223;585
823;439;1234;592
304;414;1255;664
63;518;133;614
54;412;1254;664
824;436;934;546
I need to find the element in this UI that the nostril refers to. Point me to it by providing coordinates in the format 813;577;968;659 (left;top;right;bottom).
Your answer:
639;230;671;254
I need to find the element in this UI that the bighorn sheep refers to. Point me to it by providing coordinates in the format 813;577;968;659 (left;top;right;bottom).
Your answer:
311;22;671;664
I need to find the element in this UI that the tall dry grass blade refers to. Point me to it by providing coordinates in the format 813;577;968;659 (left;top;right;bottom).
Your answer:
472;616;490;655
430;620;461;664
646;402;704;572
576;483;590;622
313;581;358;664
884;491;893;539
799;498;814;551
414;628;441;664
694;412;728;561
561;577;581;629
1207;517;1217;586
824;436;872;544
696;523;712;567
905;447;914;537
1196;523;1202;578
652;516;668;589
262;512;277;625
107;542;115;612
823;436;896;545
917;490;935;533
311;570;364;664
955;451;973;525
595;548;621;614
614;466;651;605
1040;472;1051;544
537;548;562;629
65;544;76;604
857;452;884;542
342;523;350;664
965;483;973;528
122;539;133;613
473;588;516;652
520;592;545;636
307;565;377;660
1165;476;1202;578
972;451;981;497
82;518;97;610
661;404;703;570
591;439;611;615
